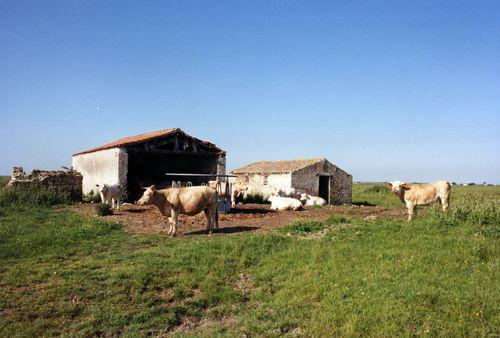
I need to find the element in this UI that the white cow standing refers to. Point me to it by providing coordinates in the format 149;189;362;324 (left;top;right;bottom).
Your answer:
96;184;121;210
299;193;327;207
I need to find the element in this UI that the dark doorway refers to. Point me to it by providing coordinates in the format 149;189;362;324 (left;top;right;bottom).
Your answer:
126;152;218;201
319;176;330;202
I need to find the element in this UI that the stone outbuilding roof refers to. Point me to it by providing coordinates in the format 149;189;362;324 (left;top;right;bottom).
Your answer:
73;128;223;156
232;158;326;174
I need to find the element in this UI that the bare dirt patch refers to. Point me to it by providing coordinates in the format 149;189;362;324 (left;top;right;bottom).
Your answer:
68;203;405;236
235;274;254;296
171;314;237;334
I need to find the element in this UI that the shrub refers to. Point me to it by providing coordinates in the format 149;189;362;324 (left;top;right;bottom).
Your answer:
431;196;499;236
83;192;102;203
96;203;113;216
0;185;71;209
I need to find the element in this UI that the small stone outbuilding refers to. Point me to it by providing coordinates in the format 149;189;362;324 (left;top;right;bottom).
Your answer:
72;128;226;201
231;158;352;204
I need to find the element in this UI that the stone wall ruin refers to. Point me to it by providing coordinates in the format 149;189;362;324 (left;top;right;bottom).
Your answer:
8;167;83;201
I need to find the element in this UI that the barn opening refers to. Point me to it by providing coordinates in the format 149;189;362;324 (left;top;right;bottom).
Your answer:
127;153;219;200
318;175;330;202
126;133;222;200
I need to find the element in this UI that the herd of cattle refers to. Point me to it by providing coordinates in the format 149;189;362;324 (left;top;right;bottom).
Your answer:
95;179;452;236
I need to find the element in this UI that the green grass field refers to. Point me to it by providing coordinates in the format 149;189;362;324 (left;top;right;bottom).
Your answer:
353;182;500;209
0;176;10;189
0;184;498;336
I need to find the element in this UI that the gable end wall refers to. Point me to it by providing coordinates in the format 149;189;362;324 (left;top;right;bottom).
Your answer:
72;147;128;195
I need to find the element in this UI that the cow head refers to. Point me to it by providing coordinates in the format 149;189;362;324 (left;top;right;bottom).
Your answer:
299;193;308;203
270;189;280;197
96;184;109;194
138;185;156;205
387;181;410;194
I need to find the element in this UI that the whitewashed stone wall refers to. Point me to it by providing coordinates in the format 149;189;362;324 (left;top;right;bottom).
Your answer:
72;148;128;195
232;173;291;198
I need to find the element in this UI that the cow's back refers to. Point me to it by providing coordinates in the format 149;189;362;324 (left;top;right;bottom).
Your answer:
177;186;218;214
405;181;450;205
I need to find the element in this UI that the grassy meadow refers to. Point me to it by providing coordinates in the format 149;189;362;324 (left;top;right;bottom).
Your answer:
0;183;498;336
0;176;10;189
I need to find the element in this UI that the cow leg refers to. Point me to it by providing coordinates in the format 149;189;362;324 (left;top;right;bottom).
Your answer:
165;217;172;235
204;209;212;234
170;210;178;237
407;203;415;221
111;198;115;209
441;195;449;212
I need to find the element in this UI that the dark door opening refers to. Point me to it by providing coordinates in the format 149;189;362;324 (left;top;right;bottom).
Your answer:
126;152;218;201
319;176;330;202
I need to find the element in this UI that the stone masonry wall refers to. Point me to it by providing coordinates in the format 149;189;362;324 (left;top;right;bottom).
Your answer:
331;167;352;204
8;167;83;201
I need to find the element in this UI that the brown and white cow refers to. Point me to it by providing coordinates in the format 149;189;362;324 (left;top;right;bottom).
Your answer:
230;183;248;208
137;185;218;236
387;181;451;221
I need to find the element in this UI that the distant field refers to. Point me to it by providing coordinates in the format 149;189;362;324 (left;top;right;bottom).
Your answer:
0;183;498;336
353;183;500;208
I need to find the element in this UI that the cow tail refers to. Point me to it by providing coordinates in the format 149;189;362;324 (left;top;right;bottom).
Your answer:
215;209;219;228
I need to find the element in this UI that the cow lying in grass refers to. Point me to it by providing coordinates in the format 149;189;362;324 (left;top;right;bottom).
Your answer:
299;193;327;207
268;195;302;211
96;184;120;210
387;181;451;221
137;185;218;236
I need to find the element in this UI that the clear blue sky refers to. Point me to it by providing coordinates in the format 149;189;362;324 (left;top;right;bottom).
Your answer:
1;0;499;183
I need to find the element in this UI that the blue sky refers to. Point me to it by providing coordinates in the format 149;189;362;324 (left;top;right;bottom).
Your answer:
1;0;499;183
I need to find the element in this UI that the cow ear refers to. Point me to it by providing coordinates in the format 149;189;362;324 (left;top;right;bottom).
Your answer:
150;185;156;190
387;182;393;188
402;184;411;190
96;184;100;187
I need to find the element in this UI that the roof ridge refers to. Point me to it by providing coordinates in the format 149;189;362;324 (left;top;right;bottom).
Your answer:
246;157;324;164
232;157;327;174
73;128;222;156
115;127;179;140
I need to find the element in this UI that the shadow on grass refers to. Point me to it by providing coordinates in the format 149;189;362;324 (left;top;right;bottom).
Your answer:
184;225;260;235
230;205;274;214
352;201;377;207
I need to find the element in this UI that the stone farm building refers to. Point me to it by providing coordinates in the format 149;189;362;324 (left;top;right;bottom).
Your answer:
231;158;352;204
72;128;226;200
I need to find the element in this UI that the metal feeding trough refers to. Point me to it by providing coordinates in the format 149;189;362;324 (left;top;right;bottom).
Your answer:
164;173;236;214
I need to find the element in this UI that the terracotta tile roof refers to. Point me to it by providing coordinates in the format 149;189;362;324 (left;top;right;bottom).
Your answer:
231;158;326;174
73;128;222;156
